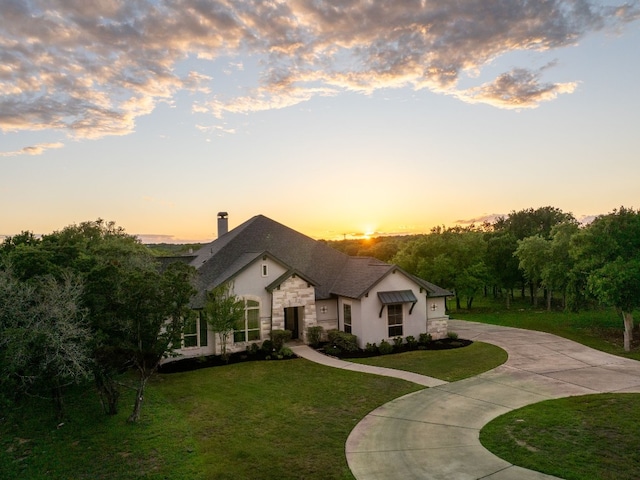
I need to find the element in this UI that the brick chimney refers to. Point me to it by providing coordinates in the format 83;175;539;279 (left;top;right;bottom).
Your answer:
217;212;229;237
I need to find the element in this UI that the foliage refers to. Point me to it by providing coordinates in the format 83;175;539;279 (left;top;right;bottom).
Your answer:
204;282;245;362
278;347;294;358
327;329;359;352
0;219;197;421
392;336;404;348
378;339;393;355
365;342;378;354
0;269;91;419
418;332;432;345
447;331;459;340
571;207;640;351
270;329;293;351
261;339;274;354
405;335;418;349
393;226;489;309
306;325;324;347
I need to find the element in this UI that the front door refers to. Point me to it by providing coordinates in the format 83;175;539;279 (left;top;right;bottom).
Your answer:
284;306;301;340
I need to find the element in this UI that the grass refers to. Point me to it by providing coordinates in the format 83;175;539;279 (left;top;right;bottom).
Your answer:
452;295;640;361
5;350;508;480
348;341;507;381
480;394;640;480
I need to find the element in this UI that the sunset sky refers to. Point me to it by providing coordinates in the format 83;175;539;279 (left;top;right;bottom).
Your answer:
2;1;639;242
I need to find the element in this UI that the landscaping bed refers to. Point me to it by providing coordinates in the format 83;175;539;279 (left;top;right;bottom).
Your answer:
317;337;473;359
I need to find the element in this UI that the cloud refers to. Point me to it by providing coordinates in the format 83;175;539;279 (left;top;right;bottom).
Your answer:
455;214;505;225
1;0;638;143
0;142;65;157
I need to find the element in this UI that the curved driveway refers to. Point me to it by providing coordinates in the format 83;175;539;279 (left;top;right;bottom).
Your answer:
346;319;640;480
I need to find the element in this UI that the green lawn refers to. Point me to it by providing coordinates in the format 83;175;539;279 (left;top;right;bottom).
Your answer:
480;394;640;480
3;357;428;480
349;341;507;381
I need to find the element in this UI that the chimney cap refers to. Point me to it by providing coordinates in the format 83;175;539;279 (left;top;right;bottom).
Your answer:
217;211;228;218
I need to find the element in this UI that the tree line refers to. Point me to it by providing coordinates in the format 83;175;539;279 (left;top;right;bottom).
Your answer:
328;206;640;351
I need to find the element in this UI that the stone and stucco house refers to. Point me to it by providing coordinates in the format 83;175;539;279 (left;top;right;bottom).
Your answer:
174;213;451;359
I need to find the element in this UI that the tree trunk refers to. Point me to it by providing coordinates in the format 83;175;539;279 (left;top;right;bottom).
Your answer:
505;289;511;310
546;289;552;312
127;375;147;423
455;295;461;310
532;284;538;307
95;371;119;415
52;384;65;421
623;311;634;352
466;296;474;309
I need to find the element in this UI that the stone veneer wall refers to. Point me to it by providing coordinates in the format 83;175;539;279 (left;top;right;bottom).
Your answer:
271;274;317;343
427;316;448;339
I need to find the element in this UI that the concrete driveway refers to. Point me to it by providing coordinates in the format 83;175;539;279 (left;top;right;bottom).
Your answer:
346;319;640;480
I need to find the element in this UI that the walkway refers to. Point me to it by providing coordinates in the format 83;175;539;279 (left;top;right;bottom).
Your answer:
343;319;640;480
289;344;447;388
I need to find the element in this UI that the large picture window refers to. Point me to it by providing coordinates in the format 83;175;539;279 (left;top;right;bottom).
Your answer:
343;303;352;334
387;304;403;337
234;299;261;343
183;312;208;348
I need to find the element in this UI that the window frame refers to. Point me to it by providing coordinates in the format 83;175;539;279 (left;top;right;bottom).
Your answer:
234;298;261;343
343;303;352;334
183;311;208;348
387;304;403;337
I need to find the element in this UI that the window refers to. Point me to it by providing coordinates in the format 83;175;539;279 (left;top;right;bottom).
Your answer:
261;264;268;277
183;312;208;348
387;304;403;337
343;303;352;334
234;299;261;343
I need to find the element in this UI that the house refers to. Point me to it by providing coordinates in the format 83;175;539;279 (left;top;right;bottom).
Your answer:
174;213;451;359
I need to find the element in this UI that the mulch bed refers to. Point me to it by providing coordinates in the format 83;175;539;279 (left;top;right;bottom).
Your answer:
159;338;473;373
319;338;473;359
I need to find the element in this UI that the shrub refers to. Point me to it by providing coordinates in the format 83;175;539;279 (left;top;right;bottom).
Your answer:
378;339;393;355
447;331;459;340
261;339;274;354
327;330;359;353
324;345;341;357
247;342;261;355
306;325;323;347
405;336;418;349
278;346;295;358
392;336;404;349
365;342;378;354
419;333;432;345
270;329;292;351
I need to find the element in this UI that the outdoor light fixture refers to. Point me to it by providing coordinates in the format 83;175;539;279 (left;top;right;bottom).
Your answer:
430;304;437;311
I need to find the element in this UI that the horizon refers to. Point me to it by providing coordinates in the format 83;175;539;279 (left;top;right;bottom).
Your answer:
2;2;639;242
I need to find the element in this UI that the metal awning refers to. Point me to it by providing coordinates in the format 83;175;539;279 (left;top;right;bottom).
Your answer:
377;290;418;317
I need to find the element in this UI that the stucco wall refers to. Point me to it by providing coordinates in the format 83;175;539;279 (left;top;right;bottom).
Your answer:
316;299;338;339
348;269;448;348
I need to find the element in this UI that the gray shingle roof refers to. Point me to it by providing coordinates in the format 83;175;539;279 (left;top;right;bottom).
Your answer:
189;214;451;307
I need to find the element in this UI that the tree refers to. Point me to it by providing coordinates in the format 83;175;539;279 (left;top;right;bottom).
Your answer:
393;227;488;309
0;269;91;419
204;282;245;362
2;219;198;421
514;235;551;308
571;207;640;351
485;231;521;308
543;223;579;310
123;261;196;422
